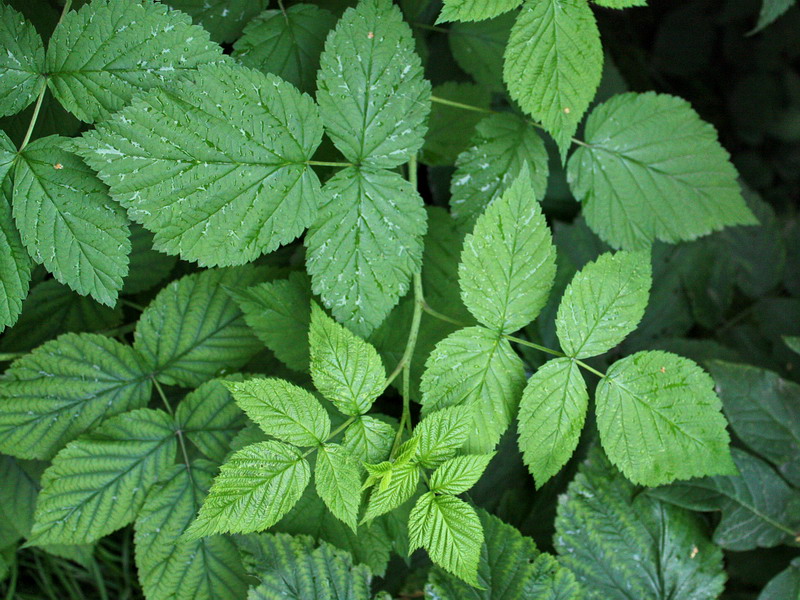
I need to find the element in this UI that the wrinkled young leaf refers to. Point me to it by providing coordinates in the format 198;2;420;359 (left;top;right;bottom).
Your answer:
164;0;268;43
343;416;395;464
438;0;522;23
315;443;362;531
363;462;420;522
429;454;494;495
0;3;44;117
413;405;474;468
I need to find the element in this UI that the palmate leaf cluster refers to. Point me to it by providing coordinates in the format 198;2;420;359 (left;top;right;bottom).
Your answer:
0;0;798;598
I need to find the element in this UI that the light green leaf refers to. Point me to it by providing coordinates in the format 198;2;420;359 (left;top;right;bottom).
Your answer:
422;82;491;166
315;443;362;531
363;462;420;522
596;351;736;486
420;327;525;453
310;303;386;416
45;0;226;123
233;4;337;92
73;63;322;267
568;92;757;249
555;250;651;358
409;493;482;587
438;0;522;23
518;357;588;487
134;460;248;600
413;405;474;468
316;0;431;167
430;454;494;495
164;0;269;43
0;3;44;117
343;416;395;464
225;378;331;447
0;160;32;333
185;440;310;539
305;166;426;337
459;165;556;334
123;224;177;295
593;0;646;7
134;267;263;388
29;408;176;546
450;113;548;227
14;135;130;306
0;333;152;460
504;0;603;155
449;13;514;93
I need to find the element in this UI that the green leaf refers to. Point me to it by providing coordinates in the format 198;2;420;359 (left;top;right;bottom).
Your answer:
0;3;44;117
420;327;525;453
315;443;362;531
0;161;32;333
459;165;556;334
185;440;310;539
305;166;426;337
430;454;494;495
555;250;651;358
503;0;603;155
163;0;269;43
523;554;583;599
0;455;44;538
73;63;323;267
29;408;176;546
438;0;522;23
422;82;491;166
784;335;800;355
0;333;153;460
133;267;263;388
0;132;15;182
233;4;337;93
363;462;420;522
555;448;726;600
517;357;588;487
316;0;431;167
596;350;735;486
752;0;794;32
759;559;800;600
134;460;248;600
409;492;482;587
45;0;226;123
123;224;177;295
450;113;548;227
593;0;646;7
310;303;386;416
568;92;757;249
449;13;514;93
14;135;130;306
343;416;395;464
413;405;474;468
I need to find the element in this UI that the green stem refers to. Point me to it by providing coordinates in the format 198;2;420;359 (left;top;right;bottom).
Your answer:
302;416;356;458
414;22;450;34
153;377;193;468
307;160;353;168
0;352;25;362
152;378;173;416
120;298;145;311
18;80;47;152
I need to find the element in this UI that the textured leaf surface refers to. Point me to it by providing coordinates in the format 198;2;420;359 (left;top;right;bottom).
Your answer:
30;408;176;546
596;351;735;486
14;135;130;306
0;159;31;332
164;0;268;43
0;333;152;460
413;405;473;468
363;462;419;522
46;0;226;123
449;13;513;92
568;92;757;249
315;443;362;531
459;166;556;334
0;455;44;537
74;63;322;267
430;454;494;495
518;358;588;487
305;167;426;337
0;3;44;117
438;0;522;23
343;416;395;464
504;0;603;153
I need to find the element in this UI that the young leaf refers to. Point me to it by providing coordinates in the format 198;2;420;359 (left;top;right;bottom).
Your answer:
309;303;386;416
449;13;514;93
568;92;757;249
459;165;556;334
0;3;44;117
409;492;482;587
0;166;32;333
555;250;652;358
29;408;176;546
596;351;736;486
363;462;420;522
413;404;474;468
45;0;226;123
0;333;152;460
226;378;330;447
315;443;362;531
163;0;268;43
185;440;310;539
134;461;248;600
305;166;426;337
429;454;494;495
438;0;522;23
14;135;130;306
517;357;588;487
343;416;395;464
73;63;323;267
316;0;431;168
503;0;603;155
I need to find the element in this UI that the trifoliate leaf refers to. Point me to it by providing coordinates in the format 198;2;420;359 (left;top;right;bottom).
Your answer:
596;351;736;486
450;113;548;227
343;416;395;464
45;0;226;123
29;408;176;546
504;0;603;155
409;493;482;587
555;250;651;358
310;303;386;416
225;378;331;447
0;455;44;538
518;357;588;487
568;92;757;249
430;454;494;495
315;443;362;531
0;163;31;333
420;327;525;453
185;440;310;539
438;0;522;23
134;460;248;600
305;166;426;337
13;135;130;306
123;224;176;295
459;165;556;334
163;0;268;43
73;63;323;267
316;0;431;167
0;3;44;117
363;462;420;522
134;267;263;388
233;4;337;93
413;405;474;468
449;13;514;93
0;333;152;460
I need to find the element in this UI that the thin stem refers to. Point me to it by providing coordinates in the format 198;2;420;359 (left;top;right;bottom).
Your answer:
120;298;145;312
414;22;450;34
152;378;173;416
504;334;565;359
19;80;47;152
302;417;356;458
421;302;465;327
307;160;353;168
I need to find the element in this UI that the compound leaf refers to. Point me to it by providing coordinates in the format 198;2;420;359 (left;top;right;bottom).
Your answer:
438;0;522;23
315;443;362;531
